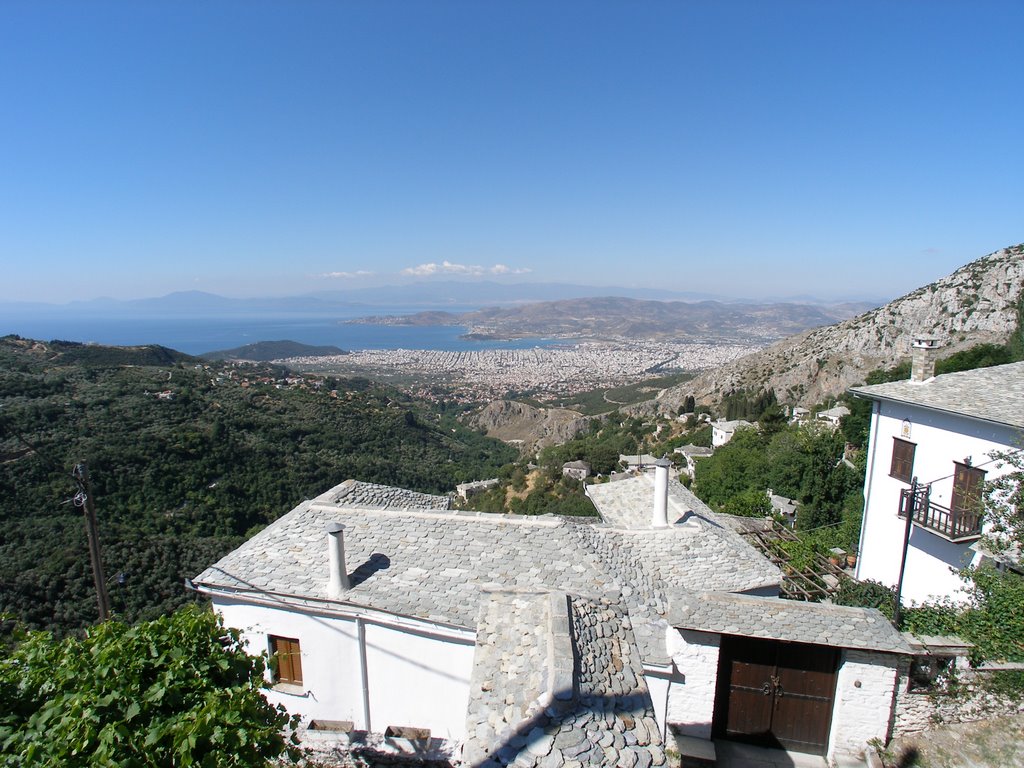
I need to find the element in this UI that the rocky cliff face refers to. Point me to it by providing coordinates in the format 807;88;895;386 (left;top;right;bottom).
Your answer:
655;244;1024;411
468;400;591;452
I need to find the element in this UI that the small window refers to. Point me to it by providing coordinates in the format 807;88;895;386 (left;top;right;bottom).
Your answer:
269;635;303;686
890;438;916;483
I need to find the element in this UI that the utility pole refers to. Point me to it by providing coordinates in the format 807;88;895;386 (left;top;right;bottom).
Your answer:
892;476;918;630
72;462;111;622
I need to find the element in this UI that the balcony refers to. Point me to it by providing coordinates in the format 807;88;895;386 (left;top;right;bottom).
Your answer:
898;485;983;543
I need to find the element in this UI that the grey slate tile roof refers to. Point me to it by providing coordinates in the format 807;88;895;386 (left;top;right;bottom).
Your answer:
324;479;451;510
585;474;783;593
194;498;615;629
196;476;903;671
464;590;665;768
849;360;1024;429
668;591;913;654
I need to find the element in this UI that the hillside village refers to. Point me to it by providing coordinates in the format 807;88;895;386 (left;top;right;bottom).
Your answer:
1;246;1023;767
193;345;1024;767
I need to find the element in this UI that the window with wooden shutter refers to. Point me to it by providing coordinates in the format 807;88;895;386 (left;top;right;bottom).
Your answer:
889;438;916;483
270;636;303;686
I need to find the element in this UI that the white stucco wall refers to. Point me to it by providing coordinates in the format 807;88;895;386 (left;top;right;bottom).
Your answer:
363;620;475;739
211;597;475;739
826;650;900;762
665;628;720;739
857;400;1019;604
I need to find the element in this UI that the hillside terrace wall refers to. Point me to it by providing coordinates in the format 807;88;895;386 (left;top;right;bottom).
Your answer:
893;661;1024;736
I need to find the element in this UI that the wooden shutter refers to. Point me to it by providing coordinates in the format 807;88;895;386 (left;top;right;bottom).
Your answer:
889;438;916;483
270;636;303;685
951;463;985;515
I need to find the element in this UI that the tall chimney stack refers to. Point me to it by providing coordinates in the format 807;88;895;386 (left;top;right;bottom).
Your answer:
326;522;351;599
910;336;941;383
652;458;672;527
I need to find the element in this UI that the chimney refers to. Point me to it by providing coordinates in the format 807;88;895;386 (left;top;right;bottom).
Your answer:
910;336;941;383
652;458;672;527
326;522;351;598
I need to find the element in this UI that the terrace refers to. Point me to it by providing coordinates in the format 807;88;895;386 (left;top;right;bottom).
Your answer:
898;484;983;543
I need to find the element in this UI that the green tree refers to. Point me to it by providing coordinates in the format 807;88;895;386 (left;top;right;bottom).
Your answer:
724;487;773;518
0;605;298;767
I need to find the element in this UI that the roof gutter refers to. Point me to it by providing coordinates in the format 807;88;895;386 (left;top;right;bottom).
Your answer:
193;581;475;641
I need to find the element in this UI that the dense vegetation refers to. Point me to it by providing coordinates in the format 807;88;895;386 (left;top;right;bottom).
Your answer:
0;605;297;766
0;336;517;633
691;419;864;553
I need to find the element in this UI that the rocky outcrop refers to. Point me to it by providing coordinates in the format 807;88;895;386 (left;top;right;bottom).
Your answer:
468;400;591;452
655;244;1024;410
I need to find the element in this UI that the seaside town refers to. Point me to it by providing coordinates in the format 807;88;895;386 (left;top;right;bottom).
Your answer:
282;340;760;402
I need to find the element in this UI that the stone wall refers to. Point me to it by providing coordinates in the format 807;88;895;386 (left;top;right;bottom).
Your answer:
893;661;1024;736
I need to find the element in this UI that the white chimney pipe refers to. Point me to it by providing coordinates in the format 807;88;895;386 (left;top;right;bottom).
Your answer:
652;458;672;527
326;522;351;598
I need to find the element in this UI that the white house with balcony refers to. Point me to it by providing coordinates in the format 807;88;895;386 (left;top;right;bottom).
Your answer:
849;338;1024;605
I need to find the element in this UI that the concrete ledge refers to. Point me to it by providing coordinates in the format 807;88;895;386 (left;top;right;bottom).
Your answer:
673;734;715;767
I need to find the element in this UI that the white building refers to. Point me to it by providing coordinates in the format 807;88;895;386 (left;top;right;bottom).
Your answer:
815;404;850;429
711;419;754;447
195;472;913;764
672;444;713;479
617;453;662;471
561;459;591;480
850;340;1024;604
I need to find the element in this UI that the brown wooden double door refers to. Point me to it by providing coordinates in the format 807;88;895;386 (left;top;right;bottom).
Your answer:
713;636;839;755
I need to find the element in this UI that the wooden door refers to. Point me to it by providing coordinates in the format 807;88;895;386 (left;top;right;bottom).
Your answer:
714;636;839;755
951;462;985;515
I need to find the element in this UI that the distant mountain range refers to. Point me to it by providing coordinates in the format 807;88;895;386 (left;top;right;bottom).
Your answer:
351;296;878;343
0;282;884;317
652;243;1024;410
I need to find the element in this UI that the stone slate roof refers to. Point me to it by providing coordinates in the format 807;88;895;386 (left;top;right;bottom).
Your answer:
326;479;451;510
668;592;913;654
194;494;615;629
585;474;782;593
673;444;713;457
849;360;1024;429
464;590;665;768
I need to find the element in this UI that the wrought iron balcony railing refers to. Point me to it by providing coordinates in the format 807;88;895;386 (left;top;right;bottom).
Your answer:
898;485;983;543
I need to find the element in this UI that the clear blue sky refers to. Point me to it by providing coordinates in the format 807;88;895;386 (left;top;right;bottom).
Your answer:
1;1;1021;303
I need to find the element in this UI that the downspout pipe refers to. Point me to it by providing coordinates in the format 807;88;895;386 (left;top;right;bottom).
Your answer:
357;617;371;731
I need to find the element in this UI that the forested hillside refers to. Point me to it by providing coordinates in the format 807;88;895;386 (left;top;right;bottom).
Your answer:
0;336;517;633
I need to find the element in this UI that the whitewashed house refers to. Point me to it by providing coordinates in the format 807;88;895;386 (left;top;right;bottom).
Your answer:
815;404;850;429
711;419;754;447
672;444;713;479
617;453;662;471
849;339;1024;604
561;459;591;480
196;468;913;764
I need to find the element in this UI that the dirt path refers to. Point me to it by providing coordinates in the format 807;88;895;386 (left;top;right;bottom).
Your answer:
882;714;1024;768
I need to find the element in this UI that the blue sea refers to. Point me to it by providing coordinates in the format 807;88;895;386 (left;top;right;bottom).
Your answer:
0;312;555;356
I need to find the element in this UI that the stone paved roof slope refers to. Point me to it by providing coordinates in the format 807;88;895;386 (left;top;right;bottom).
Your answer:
194;502;613;629
850;361;1024;429
323;479;451;510
464;590;665;768
668;592;913;654
585;474;782;593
